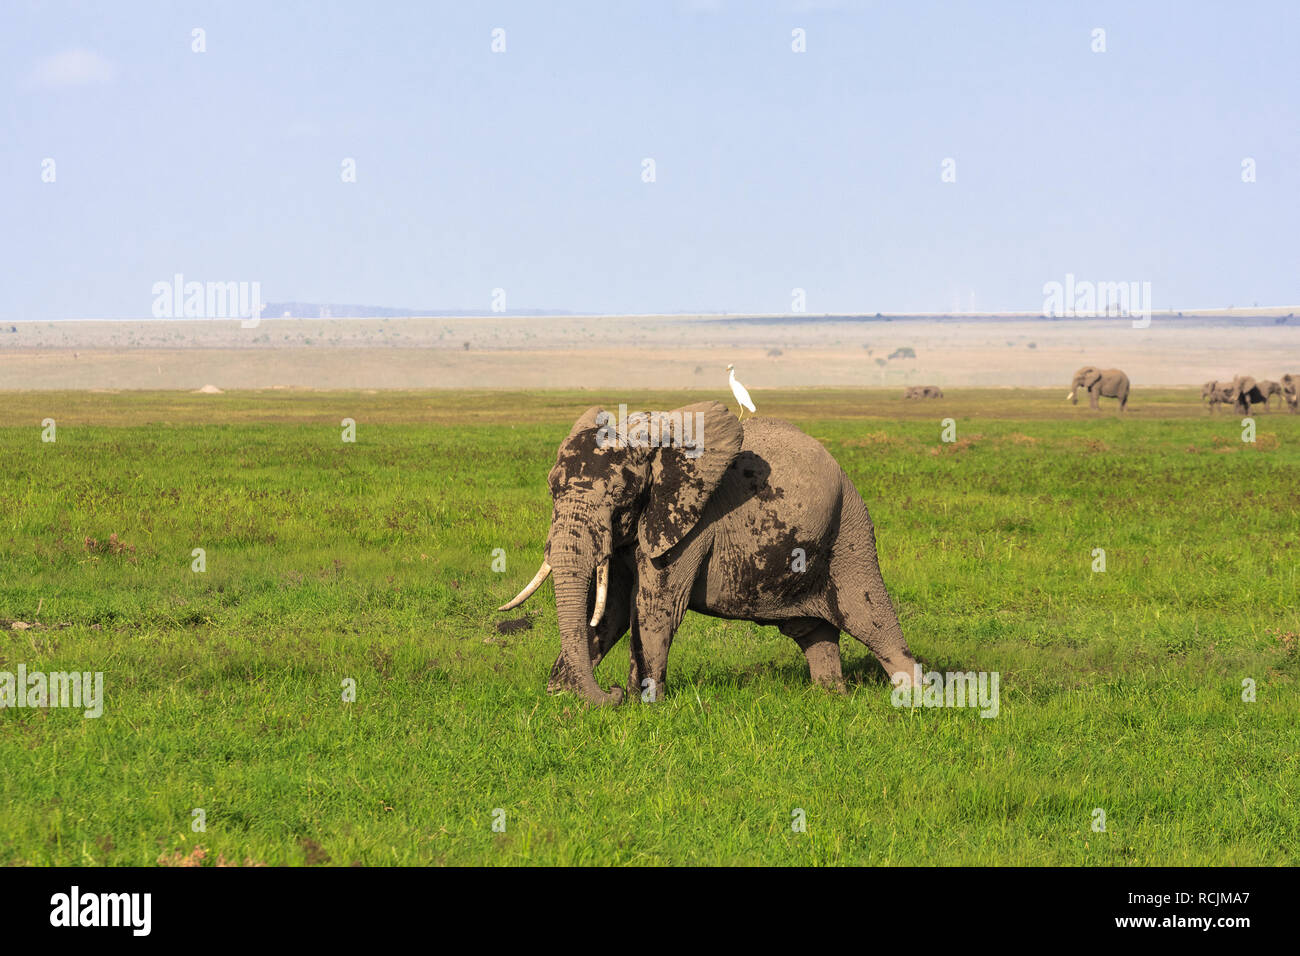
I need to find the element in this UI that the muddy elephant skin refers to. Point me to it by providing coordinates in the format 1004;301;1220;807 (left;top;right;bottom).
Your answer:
498;401;918;706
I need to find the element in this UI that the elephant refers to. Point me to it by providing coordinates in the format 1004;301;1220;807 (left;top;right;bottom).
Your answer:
1225;375;1267;415
1068;366;1129;411
904;385;943;399
1282;374;1299;413
496;401;919;706
1257;379;1285;411
1202;380;1234;413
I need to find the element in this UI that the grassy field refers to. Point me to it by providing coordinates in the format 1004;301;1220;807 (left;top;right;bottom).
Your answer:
0;388;1296;865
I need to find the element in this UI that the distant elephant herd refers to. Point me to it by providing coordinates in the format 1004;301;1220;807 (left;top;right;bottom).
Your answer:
902;366;1300;415
1202;374;1298;415
1065;366;1300;414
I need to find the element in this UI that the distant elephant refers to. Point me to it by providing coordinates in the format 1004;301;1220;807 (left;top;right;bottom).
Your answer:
497;402;919;705
904;385;943;399
1068;366;1130;411
1202;380;1233;413
1226;375;1268;415
1282;373;1299;413
1257;379;1285;411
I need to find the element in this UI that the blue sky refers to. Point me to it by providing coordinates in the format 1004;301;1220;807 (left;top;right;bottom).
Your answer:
2;0;1297;319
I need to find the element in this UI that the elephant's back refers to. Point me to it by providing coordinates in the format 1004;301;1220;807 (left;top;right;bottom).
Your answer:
740;418;837;471
719;418;843;532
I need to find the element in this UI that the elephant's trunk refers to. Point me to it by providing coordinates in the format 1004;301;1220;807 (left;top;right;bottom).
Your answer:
553;566;624;706
546;500;623;706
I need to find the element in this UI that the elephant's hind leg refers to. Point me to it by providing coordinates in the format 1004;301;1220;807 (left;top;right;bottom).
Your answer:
830;590;918;688
779;619;845;693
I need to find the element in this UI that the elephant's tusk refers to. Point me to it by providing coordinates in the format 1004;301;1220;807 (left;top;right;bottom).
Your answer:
498;561;551;611
589;560;609;627
1066;391;1075;401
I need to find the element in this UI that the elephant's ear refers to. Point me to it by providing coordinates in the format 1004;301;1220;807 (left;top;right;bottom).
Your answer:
1085;369;1102;388
639;401;743;559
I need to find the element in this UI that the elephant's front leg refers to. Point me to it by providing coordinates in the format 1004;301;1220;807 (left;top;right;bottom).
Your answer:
1089;387;1101;410
628;608;676;703
627;608;651;701
628;566;689;702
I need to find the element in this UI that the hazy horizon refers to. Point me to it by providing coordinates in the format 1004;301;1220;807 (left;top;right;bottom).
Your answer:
8;307;1300;323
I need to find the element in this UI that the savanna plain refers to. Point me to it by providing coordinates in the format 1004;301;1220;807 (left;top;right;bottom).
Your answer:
0;388;1296;865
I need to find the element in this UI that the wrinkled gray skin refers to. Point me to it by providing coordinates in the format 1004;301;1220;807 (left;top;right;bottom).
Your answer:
1226;375;1268;415
904;385;943;399
1068;366;1129;411
1282;374;1299;414
506;401;918;706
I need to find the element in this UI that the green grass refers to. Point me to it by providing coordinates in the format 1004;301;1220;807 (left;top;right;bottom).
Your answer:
0;389;1296;865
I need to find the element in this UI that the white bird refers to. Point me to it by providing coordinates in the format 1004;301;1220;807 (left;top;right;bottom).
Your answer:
727;364;756;420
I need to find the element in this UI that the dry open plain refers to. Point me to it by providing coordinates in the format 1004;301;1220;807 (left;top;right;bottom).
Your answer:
1;310;1297;391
